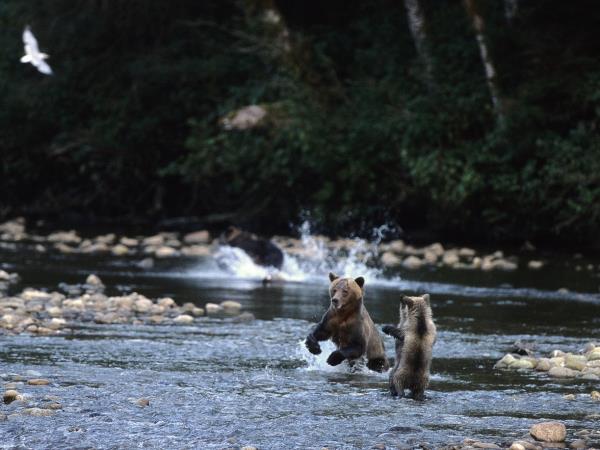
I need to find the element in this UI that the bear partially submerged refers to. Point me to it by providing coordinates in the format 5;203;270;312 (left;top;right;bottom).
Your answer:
382;294;436;400
221;226;284;269
305;273;389;372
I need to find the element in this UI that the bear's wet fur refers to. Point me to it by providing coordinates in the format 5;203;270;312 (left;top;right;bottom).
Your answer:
221;226;284;269
305;272;389;372
382;293;436;400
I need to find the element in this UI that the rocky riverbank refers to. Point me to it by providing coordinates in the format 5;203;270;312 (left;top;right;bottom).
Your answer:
441;421;600;449
494;343;600;382
0;217;574;274
0;273;252;335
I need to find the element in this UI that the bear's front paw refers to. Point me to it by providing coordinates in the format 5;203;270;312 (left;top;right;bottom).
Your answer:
367;357;388;373
326;350;345;366
305;335;321;355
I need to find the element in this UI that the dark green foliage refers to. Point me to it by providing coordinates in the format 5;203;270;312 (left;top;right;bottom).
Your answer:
1;0;599;243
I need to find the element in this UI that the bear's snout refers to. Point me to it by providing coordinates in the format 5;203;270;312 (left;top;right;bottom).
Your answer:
331;298;339;307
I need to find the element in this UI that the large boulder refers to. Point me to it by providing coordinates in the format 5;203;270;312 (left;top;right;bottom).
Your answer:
529;422;566;442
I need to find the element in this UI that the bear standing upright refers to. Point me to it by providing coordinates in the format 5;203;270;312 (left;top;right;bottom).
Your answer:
305;273;389;372
382;293;436;400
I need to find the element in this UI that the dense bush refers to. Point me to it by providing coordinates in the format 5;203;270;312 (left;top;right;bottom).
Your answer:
1;0;599;244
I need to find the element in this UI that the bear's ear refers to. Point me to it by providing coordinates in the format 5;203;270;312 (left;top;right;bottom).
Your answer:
354;277;365;288
329;272;339;282
422;293;431;305
401;296;414;307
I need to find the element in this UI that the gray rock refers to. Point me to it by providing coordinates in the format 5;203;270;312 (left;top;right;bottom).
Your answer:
173;314;194;325
220;300;242;315
183;230;211;244
530;421;566;442
3;389;19;404
402;255;423;270
380;252;401;267
548;367;579;378
23;407;54;416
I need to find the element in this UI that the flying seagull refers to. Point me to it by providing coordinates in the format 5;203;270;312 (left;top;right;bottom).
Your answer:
21;26;53;75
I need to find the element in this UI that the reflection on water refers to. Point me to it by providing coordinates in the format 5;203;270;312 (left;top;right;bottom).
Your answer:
1;231;599;448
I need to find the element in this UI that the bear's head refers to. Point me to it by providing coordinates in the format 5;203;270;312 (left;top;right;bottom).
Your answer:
328;272;365;313
399;294;431;321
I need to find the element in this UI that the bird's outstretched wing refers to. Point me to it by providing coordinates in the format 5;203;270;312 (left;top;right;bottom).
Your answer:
36;60;53;75
22;26;40;54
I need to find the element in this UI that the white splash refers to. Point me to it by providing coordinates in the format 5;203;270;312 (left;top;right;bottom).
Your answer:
207;221;396;285
21;26;53;75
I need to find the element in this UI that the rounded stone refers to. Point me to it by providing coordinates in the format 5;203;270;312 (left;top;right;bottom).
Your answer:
220;301;242;314
565;354;587;371
591;390;600;400
111;244;130;256
205;303;222;315
509;444;525;450
548;366;578;378
569;439;587;449
3;390;19;404
535;358;552;371
157;297;176;308
27;379;50;386
509;359;536;370
494;353;517;369
23;407;54;417
402;255;423;270
528;260;544;270
530;421;566;442
173;314;194;325
136;398;150;407
85;274;103;286
154;246;179;258
380;251;401;267
183;230;211;244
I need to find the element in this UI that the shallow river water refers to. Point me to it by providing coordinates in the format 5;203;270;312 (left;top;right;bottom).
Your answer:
1;237;599;449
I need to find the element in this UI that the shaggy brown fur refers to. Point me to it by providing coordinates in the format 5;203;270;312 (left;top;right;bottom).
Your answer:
382;294;436;400
305;273;389;372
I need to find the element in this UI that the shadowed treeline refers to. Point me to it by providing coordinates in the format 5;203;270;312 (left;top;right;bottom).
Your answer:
1;0;599;245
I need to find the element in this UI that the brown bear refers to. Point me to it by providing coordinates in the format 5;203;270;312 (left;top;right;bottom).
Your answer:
382;293;436;400
305;272;389;372
220;226;284;269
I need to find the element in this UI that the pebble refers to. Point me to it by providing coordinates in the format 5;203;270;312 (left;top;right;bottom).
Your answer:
3;390;19;404
380;251;401;267
220;300;242;314
530;421;566;442
173;314;194;325
562;394;575;400
591;390;600;400
528;260;544;269
85;274;103;287
44;402;62;410
205;303;223;315
154;246;179;258
136;398;150;407
27;379;50;386
232;312;255;323
565;354;586;371
402;255;423;270
183;230;211;244
22;407;53;417
111;244;130;256
569;439;587;449
181;245;211;257
509;444;526;450
548;367;579;378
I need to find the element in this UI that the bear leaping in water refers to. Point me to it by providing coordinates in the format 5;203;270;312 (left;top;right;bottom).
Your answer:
305;272;389;372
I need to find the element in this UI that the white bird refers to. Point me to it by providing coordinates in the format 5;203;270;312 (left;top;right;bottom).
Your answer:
20;26;53;75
